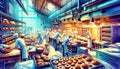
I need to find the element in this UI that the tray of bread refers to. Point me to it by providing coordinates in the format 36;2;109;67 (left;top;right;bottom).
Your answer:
33;54;50;68
50;54;105;69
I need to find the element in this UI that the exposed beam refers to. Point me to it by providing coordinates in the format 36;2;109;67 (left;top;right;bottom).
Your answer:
48;0;62;8
40;0;46;10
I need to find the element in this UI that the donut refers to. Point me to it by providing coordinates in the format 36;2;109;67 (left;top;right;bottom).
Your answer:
65;64;70;69
57;66;64;69
91;60;99;65
37;62;44;66
81;63;88;69
43;56;50;62
58;58;63;62
71;62;75;66
35;55;41;59
67;60;72;64
69;67;75;69
36;59;43;62
53;60;59;65
85;57;92;62
75;64;81;69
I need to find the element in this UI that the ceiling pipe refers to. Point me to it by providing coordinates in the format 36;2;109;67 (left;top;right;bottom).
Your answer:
15;0;28;15
48;0;77;20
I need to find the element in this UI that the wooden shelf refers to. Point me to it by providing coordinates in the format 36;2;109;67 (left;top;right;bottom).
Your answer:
0;11;25;24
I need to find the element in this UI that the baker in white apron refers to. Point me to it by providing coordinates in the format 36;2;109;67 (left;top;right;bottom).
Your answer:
14;34;28;61
86;32;92;51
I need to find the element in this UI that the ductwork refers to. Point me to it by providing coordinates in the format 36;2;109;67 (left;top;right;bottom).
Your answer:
48;0;77;20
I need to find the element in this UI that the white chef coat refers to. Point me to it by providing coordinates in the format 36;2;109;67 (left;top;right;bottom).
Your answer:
14;38;28;59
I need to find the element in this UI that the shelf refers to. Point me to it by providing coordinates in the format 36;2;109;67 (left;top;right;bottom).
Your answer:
78;2;120;16
0;11;25;24
2;38;15;43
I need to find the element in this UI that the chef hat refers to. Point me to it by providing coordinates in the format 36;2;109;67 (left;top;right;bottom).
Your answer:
13;33;18;38
20;34;25;38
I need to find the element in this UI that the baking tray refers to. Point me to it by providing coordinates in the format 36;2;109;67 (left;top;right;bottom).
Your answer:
33;55;50;69
50;57;105;69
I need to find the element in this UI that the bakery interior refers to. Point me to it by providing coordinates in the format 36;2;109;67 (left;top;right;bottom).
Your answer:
0;0;120;69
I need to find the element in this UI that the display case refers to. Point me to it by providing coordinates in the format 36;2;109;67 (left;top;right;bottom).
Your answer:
0;11;25;45
100;25;120;44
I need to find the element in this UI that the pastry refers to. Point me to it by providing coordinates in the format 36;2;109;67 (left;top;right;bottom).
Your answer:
65;64;70;69
43;51;49;55
71;62;75;66
43;56;50;62
85;57;92;62
36;59;43;62
53;60;59;65
69;67;75;69
91;60;99;65
57;63;62;67
57;66;64;69
81;63;88;69
75;64;81;69
35;55;41;59
37;62;44;66
58;58;63;62
67;60;72;64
